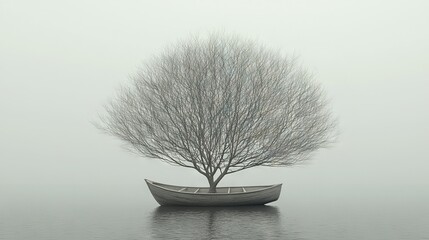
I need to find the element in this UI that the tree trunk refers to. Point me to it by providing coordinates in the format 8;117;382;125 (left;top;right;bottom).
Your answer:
207;177;218;193
208;182;218;193
207;173;227;193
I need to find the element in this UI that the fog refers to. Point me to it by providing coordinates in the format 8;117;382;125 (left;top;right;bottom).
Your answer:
1;0;428;198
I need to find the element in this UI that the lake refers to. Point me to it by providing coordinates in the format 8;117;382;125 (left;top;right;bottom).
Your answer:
1;184;428;239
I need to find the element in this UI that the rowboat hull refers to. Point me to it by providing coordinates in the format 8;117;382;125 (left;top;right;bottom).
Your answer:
145;179;282;206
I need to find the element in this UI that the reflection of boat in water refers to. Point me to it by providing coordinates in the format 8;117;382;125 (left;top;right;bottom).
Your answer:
151;205;282;239
145;179;282;206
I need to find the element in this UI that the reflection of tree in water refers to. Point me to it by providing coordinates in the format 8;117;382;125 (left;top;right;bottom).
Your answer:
150;206;284;239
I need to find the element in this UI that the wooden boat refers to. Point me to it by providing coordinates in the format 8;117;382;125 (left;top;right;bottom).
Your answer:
145;179;282;206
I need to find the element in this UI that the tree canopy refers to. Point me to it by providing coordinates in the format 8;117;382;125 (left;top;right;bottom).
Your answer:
98;35;336;192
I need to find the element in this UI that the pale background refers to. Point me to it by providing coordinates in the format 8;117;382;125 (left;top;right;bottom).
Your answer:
1;0;428;208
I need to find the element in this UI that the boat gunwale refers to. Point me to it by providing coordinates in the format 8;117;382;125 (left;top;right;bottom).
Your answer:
145;179;282;196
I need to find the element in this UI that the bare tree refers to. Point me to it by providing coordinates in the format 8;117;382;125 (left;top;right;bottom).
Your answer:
98;35;336;193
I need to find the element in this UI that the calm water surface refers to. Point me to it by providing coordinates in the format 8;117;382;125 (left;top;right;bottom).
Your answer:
1;184;428;239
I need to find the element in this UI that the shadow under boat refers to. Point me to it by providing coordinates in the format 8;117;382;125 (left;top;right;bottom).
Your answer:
150;205;283;239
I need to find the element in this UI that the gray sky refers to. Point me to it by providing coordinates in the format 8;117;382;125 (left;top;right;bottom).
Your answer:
1;0;428;189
